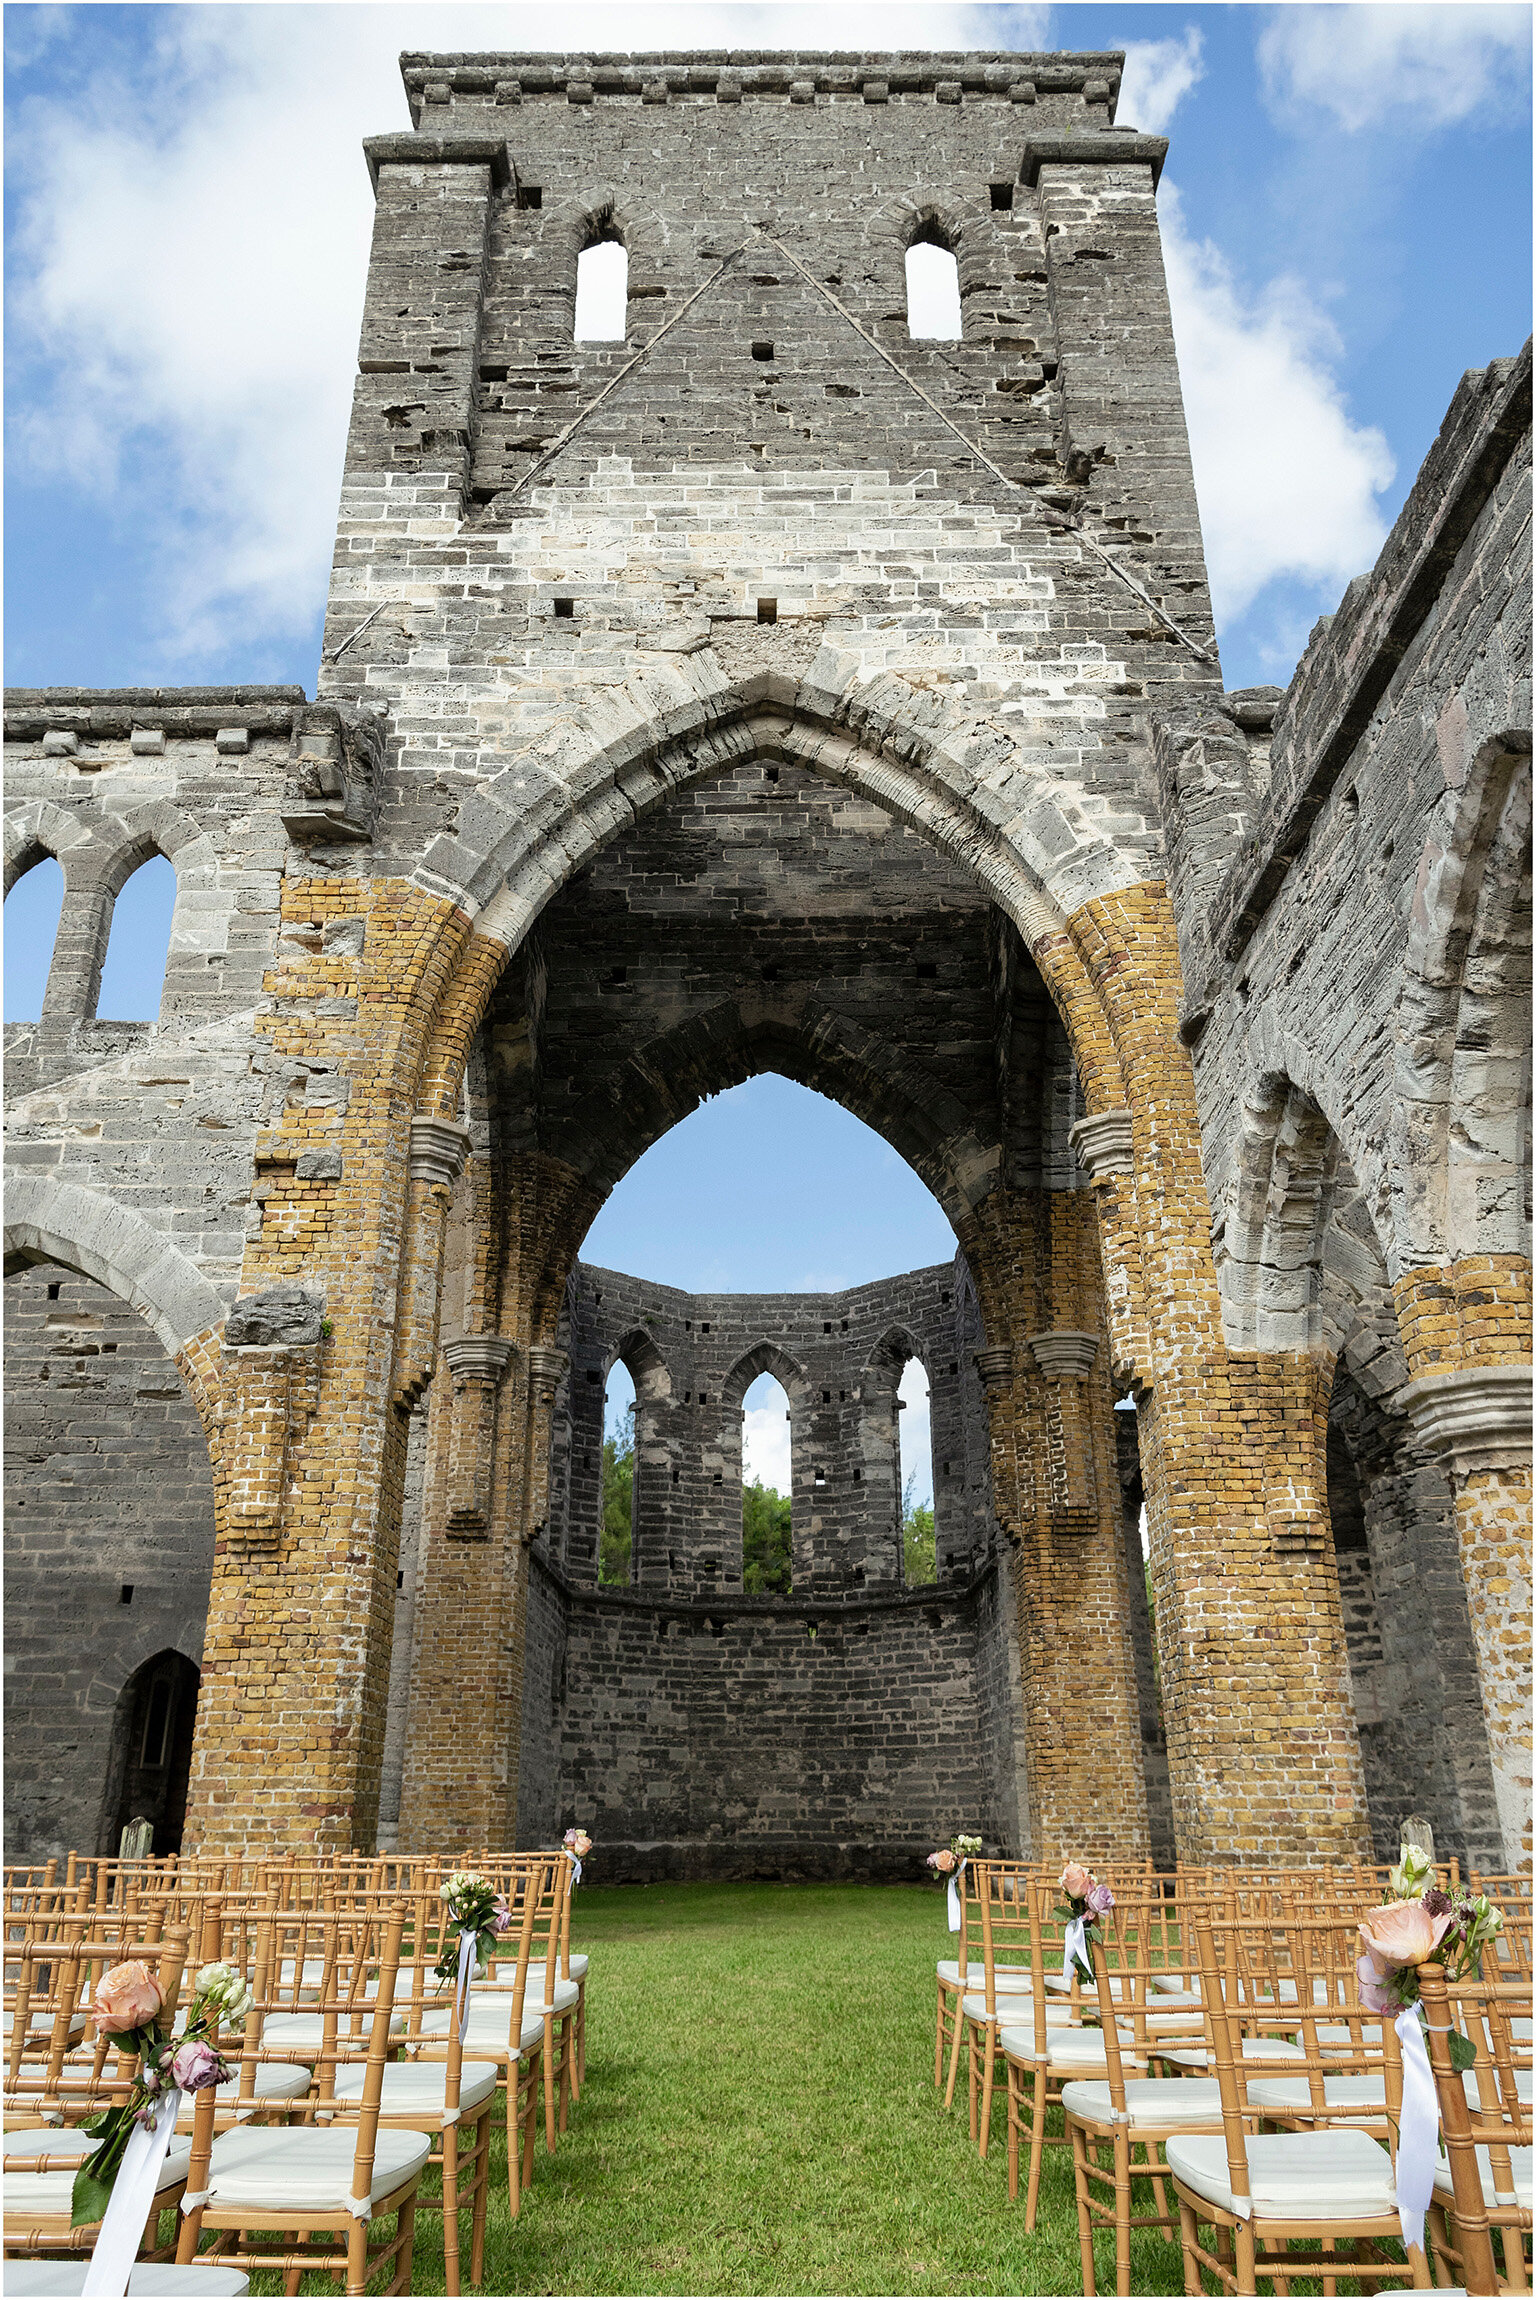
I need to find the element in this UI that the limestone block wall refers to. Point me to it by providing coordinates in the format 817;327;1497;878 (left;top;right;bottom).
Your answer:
3;1263;216;1859
502;1251;1028;1876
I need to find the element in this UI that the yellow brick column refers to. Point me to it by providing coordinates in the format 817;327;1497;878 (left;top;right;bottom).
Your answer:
1056;884;1373;1867
1397;1256;1533;1869
184;882;471;1855
959;1187;1150;1870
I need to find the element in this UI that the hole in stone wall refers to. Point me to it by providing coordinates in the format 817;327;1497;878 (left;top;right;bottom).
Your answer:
916;960;937;979
899;1355;936;1586
553;597;575;618
742;1369;792;1594
989;181;1014;210
97;855;177;1022
3;855;65;1024
599;1358;635;1586
517;184;543;210
751;341;774;361
756;598;778;624
905;239;962;340
119;1585;133;1605
574;238;627;341
47;1283;61;1300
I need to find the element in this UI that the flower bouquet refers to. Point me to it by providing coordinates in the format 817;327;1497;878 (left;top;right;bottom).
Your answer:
1356;1839;1503;2072
924;1831;982;1881
433;1871;511;1988
71;1959;251;2225
1055;1861;1114;1986
563;1827;592;1872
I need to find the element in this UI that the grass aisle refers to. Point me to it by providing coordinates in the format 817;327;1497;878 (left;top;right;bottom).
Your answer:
445;1880;1185;2297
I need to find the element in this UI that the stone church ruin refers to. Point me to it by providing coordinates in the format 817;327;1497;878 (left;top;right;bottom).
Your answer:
4;48;1530;1875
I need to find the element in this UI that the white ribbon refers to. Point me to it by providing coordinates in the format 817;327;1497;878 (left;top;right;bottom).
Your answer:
566;1852;583;1886
454;1926;477;2046
81;2082;184;2299
946;1859;966;1933
344;2190;374;2222
1063;1915;1088;1984
1394;2003;1439;2255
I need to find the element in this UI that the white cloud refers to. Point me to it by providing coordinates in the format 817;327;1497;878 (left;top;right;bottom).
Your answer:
7;1;1019;663
1258;3;1531;134
1116;28;1204;134
1159;184;1395;627
742;1379;792;1491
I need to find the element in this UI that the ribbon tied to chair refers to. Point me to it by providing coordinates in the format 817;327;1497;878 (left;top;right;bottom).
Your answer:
946;1859;966;1933
566;1849;583;1887
1393;2003;1439;2254
454;1924;477;2045
1062;1914;1089;1983
80;2082;184;2299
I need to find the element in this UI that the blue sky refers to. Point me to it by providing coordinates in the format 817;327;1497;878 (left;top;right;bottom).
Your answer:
5;3;1530;1449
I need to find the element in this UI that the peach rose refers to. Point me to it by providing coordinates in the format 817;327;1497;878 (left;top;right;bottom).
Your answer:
929;1849;957;1875
1359;1900;1454;1971
1059;1863;1092;1900
92;1960;164;2033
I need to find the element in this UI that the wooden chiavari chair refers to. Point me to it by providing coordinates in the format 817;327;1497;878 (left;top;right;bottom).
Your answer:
175;1906;428;2297
1166;1910;1432;2296
3;1924;194;2267
1421;1960;1532;2294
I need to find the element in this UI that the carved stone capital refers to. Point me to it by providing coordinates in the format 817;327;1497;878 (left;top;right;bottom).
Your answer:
527;1345;570;1401
1070;1110;1135;1183
443;1334;514;1388
1025;1329;1100;1380
973;1345;1015;1389
1397;1364;1534;1480
409;1116;472;1190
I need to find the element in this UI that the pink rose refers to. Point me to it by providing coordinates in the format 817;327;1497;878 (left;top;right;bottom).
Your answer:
929;1849;957;1874
91;1961;164;2034
1085;1882;1115;1918
1359;1900;1454;1971
171;2038;225;2093
1356;1949;1395;2014
492;1896;512;1934
1059;1863;1092;1900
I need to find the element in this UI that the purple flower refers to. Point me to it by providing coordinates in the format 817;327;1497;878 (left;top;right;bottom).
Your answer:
171;2038;225;2093
1085;1883;1115;1918
1422;1889;1452;1919
1356;1949;1395;2015
492;1897;512;1934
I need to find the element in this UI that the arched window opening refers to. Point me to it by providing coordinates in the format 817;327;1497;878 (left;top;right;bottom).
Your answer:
106;1650;200;1857
905;236;961;341
96;854;176;1021
575;238;628;342
898;1355;936;1584
742;1370;792;1594
3;855;65;1022
600;1357;636;1585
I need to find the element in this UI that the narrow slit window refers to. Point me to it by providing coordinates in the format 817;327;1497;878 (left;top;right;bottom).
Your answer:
3;856;65;1023
96;854;176;1021
905;240;962;341
898;1356;936;1584
600;1358;636;1585
574;239;628;342
742;1371;792;1594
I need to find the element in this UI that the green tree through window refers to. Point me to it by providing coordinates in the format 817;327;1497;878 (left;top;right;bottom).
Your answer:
743;1478;792;1594
902;1471;936;1586
600;1401;634;1585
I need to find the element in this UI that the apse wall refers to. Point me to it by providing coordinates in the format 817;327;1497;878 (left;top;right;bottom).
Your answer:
514;1252;1027;1879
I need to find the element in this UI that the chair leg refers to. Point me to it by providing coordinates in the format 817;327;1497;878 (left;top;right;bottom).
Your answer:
1070;2122;1097;2297
1114;2129;1132;2300
944;1993;966;2109
935;1982;946;2087
558;2013;573;2132
979;2027;996;2158
542;2015;557;2152
1177;2197;1201;2298
1006;2062;1020;2204
521;2058;539;2194
569;1991;583;2106
442;2123;462;2299
1024;2067;1047;2235
346;2212;369;2297
506;2064;522;2219
470;2108;490;2288
396;2190;418;2300
967;2021;978;2145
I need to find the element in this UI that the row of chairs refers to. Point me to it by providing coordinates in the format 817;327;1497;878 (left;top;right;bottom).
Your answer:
937;1860;1532;2297
3;1850;589;2294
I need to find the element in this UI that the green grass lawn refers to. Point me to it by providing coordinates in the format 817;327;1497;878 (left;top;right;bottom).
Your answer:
237;1880;1413;2297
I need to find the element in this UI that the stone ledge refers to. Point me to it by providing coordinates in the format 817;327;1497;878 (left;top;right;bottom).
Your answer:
530;1545;998;1622
1398;1364;1534;1480
1021;131;1167;188
363;133;512;191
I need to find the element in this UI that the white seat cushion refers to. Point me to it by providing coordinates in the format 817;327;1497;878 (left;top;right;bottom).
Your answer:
2;2269;249;2296
937;1961;1032;1991
1167;2128;1398;2221
1433;2146;1532;2211
3;2126;192;2222
1463;2067;1534;2111
203;2124;430;2215
260;2011;403;2052
417;2002;544;2055
1158;2037;1307;2070
1151;1973;1195;1995
1246;2075;1387;2121
1061;2077;1226;2132
963;1995;1073;2026
998;2023;1146;2073
526;1955;588;1983
174;2061;311;2125
325;2059;499;2126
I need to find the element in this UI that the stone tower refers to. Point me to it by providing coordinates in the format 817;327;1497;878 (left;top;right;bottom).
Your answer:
4;50;1528;1872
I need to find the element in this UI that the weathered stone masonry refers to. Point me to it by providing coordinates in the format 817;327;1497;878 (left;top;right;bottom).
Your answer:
4;49;1528;1871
